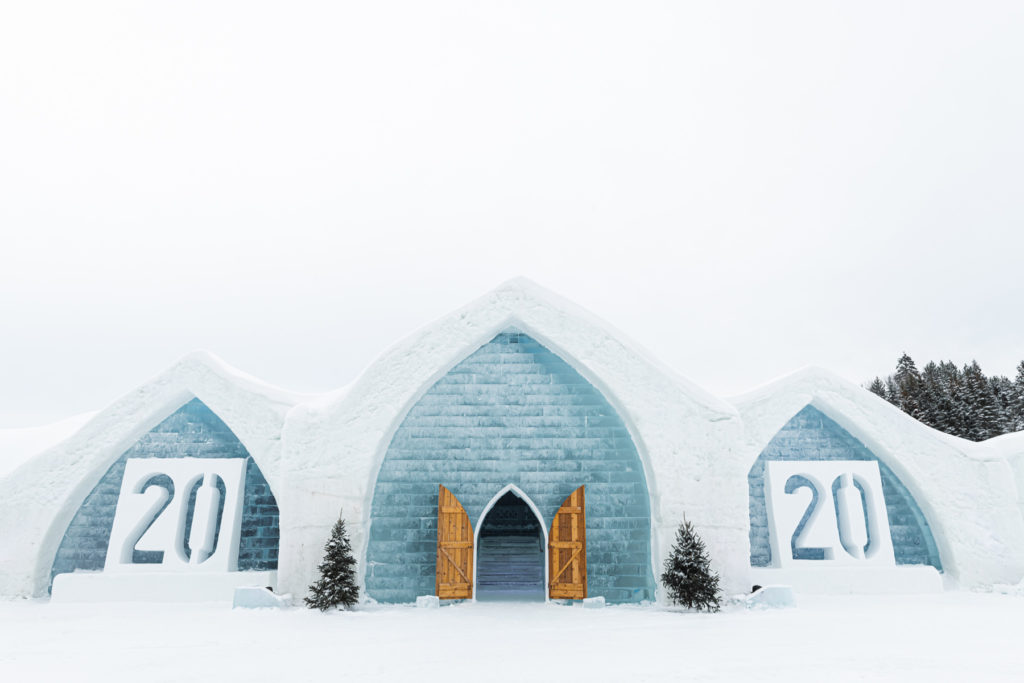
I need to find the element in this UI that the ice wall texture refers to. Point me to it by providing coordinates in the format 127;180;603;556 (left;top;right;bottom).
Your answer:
748;405;942;569
50;399;280;590
366;331;655;603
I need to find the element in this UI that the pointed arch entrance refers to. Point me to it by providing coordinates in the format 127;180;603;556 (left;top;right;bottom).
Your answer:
366;329;655;604
474;485;547;602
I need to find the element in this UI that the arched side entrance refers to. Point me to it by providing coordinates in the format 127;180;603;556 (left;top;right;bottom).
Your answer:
366;329;655;604
49;398;281;591
748;404;942;570
475;488;546;601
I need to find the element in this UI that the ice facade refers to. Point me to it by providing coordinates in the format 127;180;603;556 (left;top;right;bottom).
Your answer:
50;399;280;590
748;405;941;569
366;331;655;603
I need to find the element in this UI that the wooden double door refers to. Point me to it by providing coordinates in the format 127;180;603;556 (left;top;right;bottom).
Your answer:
436;484;586;600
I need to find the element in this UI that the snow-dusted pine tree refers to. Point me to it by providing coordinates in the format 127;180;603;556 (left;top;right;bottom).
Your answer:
963;361;1006;441
661;518;721;612
867;377;887;400
868;356;1024;439
305;517;359;611
918;361;944;430
941;361;969;438
884;376;899;404
991;376;1016;427
894;353;924;421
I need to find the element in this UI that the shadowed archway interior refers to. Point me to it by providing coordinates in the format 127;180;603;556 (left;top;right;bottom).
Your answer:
476;491;545;601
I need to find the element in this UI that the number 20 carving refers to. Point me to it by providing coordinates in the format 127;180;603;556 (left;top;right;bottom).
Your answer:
105;458;247;573
763;461;897;568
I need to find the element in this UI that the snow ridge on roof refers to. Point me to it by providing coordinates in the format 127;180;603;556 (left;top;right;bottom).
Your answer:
726;364;1015;463
497;278;738;417
0;411;97;479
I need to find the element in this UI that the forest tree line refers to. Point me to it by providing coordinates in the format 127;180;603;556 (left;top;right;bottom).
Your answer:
867;355;1024;441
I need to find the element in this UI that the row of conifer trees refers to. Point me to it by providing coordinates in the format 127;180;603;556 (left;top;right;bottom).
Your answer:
867;355;1024;441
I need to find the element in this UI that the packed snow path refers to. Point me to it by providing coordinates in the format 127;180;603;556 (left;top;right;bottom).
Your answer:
1;594;1021;681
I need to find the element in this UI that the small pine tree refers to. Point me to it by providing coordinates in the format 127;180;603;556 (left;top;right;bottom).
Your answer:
661;518;721;612
305;517;359;611
884;376;899;405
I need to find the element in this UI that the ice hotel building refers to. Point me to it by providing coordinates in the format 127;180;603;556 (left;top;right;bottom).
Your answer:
2;279;1023;603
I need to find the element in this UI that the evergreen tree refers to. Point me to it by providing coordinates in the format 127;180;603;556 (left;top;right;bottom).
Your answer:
867;377;887;400
940;361;970;438
990;376;1016;432
963;361;1006;441
868;356;1024;440
893;353;924;421
884;376;899;405
305;517;359;611
661;518;721;612
918;362;944;430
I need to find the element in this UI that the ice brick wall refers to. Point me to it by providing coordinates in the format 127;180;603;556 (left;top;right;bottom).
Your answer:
366;330;655;603
50;398;280;590
748;405;942;569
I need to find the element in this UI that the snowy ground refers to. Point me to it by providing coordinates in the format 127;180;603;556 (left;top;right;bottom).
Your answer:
1;593;1022;682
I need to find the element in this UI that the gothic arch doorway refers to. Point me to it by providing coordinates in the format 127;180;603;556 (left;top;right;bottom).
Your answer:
474;487;546;602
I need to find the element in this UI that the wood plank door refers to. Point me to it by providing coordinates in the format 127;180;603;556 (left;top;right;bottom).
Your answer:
436;484;474;599
549;485;587;599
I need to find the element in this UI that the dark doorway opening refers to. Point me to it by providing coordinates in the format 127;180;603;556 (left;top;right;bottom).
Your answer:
476;491;545;601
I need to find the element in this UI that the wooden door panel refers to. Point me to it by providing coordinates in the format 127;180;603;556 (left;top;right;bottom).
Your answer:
436;484;473;599
549;485;587;599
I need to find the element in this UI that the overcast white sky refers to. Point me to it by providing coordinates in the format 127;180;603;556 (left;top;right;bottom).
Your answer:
2;2;1022;427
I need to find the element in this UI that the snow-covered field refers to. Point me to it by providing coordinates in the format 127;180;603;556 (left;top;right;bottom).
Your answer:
2;593;1022;682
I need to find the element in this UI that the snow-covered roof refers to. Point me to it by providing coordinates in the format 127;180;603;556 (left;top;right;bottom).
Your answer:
0;412;97;480
981;430;1024;460
726;365;1001;462
295;276;737;420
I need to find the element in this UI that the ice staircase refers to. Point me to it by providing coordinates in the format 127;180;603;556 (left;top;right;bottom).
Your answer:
476;534;545;601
